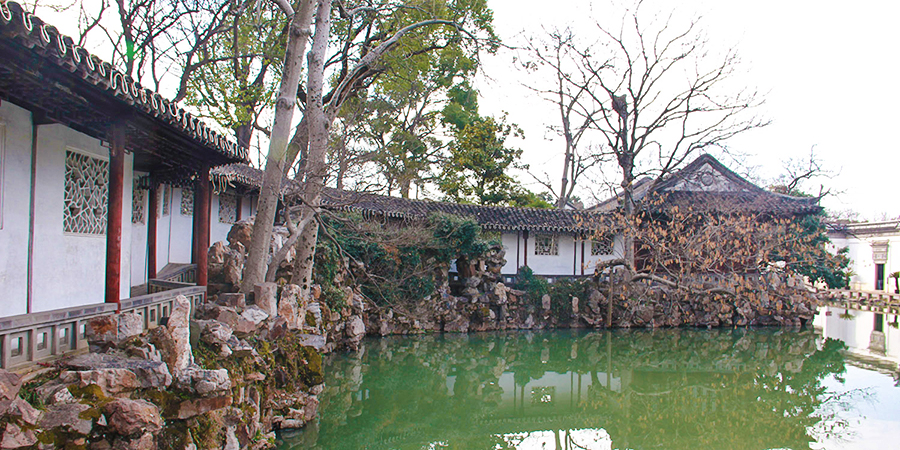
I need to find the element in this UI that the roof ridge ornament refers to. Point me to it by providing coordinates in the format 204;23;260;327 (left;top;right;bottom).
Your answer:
0;1;11;22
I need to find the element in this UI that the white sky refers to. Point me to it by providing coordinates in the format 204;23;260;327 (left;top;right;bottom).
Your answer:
477;0;900;219
31;0;900;220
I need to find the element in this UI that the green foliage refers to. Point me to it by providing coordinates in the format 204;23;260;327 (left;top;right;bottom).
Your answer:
513;266;548;307
437;115;540;206
314;212;490;306
777;212;852;289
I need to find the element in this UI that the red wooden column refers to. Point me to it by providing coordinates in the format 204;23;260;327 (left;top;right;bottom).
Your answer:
147;184;159;280
105;126;126;308
192;165;211;286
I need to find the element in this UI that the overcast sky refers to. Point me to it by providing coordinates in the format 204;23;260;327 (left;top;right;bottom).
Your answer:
34;0;900;220
477;0;900;219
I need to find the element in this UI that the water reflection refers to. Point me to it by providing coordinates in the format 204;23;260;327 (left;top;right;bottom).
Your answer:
279;329;858;450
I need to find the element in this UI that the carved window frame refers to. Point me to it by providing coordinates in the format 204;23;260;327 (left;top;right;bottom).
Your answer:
162;184;171;216
131;178;145;224
181;185;194;216
534;234;559;256
591;234;614;256
63;148;109;236
218;193;237;224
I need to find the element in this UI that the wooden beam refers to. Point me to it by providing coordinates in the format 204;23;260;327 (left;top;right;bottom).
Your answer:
147;184;159;280
105;125;126;308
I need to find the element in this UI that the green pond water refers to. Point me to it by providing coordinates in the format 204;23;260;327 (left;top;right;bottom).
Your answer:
277;328;900;450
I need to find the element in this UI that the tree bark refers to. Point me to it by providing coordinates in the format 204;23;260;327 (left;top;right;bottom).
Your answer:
241;0;314;294
289;0;332;298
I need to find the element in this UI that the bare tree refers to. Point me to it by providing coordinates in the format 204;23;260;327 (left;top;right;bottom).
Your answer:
520;28;610;209
771;145;838;198
573;3;767;266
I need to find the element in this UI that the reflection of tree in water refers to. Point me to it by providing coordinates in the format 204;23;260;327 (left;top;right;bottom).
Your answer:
279;329;853;450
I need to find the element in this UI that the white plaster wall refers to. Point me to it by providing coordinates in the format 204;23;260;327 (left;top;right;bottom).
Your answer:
498;231;623;276
168;187;194;264
31;124;132;312
527;234;579;276
828;233;900;291
0;102;32;316
500;232;521;274
129;172;149;287
156;185;173;269
210;193;232;245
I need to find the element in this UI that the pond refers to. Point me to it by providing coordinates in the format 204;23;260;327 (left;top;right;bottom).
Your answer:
278;321;900;449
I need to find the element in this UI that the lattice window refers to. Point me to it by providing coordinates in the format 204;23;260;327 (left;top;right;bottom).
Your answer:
534;234;558;256
591;235;614;256
64;150;108;235
181;185;193;216
131;178;145;224
218;193;237;224
162;185;171;215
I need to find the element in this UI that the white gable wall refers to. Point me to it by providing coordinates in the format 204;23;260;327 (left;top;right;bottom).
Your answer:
0;102;33;317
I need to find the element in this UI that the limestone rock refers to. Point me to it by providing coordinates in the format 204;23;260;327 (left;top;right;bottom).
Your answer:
61;369;140;395
208;241;227;265
279;284;303;330
86;313;144;350
571;297;579;314
197;320;234;347
4;398;40;426
223;245;245;287
217;293;246;309
541;294;551;311
177;367;231;396
155;295;194;374
176;396;233;420
254;283;278;317
64;353;172;390
0;370;21;401
1;422;37;449
35;381;76;406
39;403;93;436
113;433;155;450
104;399;162;437
235;306;269;334
227;220;253;249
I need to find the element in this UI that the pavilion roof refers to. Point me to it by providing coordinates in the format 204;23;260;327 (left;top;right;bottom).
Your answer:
591;154;821;216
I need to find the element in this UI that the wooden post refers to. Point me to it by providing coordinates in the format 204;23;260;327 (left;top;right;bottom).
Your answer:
147;184;159;280
194;165;211;287
580;234;586;276
523;230;529;268
105;125;126;308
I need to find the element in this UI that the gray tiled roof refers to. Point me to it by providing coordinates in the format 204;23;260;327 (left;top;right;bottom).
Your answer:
0;1;246;171
210;163;601;233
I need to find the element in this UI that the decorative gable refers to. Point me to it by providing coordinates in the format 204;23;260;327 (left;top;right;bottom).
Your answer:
663;162;747;193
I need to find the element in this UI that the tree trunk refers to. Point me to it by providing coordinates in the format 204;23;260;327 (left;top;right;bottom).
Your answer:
289;0;332;300
241;0;314;294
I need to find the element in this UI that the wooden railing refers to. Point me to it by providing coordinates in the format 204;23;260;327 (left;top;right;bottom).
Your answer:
0;285;205;371
820;289;900;314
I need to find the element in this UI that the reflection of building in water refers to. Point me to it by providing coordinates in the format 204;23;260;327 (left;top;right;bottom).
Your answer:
815;305;900;377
